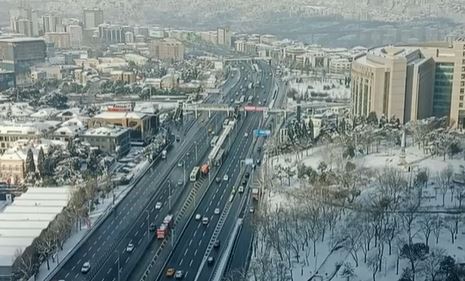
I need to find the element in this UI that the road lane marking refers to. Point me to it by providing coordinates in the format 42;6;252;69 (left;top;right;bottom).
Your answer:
189;259;193;267
194;249;198;256
184;248;188;256
180;258;184;266
107;267;112;274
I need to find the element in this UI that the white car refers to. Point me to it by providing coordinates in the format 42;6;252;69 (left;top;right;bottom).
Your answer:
202;217;209;225
155;202;162;210
214;208;220;215
126;243;135;252
223;174;229;181
178;162;183;167
244;132;249;137
81;262;91;274
195;214;201;220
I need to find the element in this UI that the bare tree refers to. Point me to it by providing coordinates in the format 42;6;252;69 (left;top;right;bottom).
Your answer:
418;248;446;281
418;214;435;247
431;215;443;245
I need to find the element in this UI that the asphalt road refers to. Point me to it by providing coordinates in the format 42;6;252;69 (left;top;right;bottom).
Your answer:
156;59;274;281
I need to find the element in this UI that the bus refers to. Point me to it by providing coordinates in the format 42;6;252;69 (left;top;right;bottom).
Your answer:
190;166;200;182
210;136;219;147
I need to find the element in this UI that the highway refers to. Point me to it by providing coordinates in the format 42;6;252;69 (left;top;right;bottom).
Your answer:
48;63;248;281
155;59;274;281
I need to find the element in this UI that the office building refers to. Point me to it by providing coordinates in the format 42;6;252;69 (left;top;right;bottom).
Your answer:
98;24;133;44
149;38;184;62
42;15;62;33
351;41;465;128
217;27;232;47
67;25;83;48
89;110;158;143
16;18;32;37
0;37;46;85
44;32;70;49
81;126;130;158
83;9;104;29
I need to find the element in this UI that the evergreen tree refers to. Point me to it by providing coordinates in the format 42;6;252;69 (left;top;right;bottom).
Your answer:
37;147;45;177
25;148;36;175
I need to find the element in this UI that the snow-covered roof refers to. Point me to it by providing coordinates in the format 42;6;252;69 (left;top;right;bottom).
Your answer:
0;187;71;267
94;111;147;120
82;126;129;137
0;149;26;161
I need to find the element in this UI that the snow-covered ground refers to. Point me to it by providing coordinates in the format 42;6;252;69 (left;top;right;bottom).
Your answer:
250;140;465;281
34;157;150;281
289;77;350;102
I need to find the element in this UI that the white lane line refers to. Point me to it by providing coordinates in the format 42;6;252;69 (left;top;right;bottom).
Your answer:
75;273;79;279
194;249;198;256
189;239;193;246
184;248;189;256
180;258;184;266
65;272;70;278
107;267;112;274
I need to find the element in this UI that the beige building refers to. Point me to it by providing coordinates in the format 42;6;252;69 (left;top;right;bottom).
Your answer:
89;111;158;143
351;41;465;128
44;32;71;49
0;149;26;184
149;38;184;62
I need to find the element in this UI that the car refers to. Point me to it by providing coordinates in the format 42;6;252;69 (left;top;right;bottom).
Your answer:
214;208;220;215
256;159;261;165
166;268;175;277
249;207;255;213
258;101;262;105
155;202;162;210
207;256;215;265
230;98;234;103
177;179;183;186
149;223;156;231
238;186;244;193
81;262;91;274
202;217;209;225
177;162;183;167
244;132;249;137
175;136;181;142
195;214;201;220
126;243;135;252
223;174;229;181
213;240;221;248
215;177;221;183
261;85;265;89
244;172;250;179
257;147;262;153
242;179;247;186
175;270;184;279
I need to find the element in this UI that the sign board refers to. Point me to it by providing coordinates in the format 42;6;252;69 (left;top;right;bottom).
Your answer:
244;158;254;165
254;129;271;137
244;106;267;112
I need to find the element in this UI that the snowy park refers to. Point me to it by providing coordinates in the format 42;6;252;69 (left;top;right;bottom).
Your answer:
248;117;465;281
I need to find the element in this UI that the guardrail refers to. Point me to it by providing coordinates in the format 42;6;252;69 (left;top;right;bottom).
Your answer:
42;141;170;281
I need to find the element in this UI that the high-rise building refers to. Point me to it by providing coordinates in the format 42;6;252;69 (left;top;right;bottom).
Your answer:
83;9;104;29
217;27;232;47
16;18;32;36
44;32;71;49
351;41;465;128
42;15;62;33
0;37;47;85
67;25;83;48
149;38;184;62
98;24;133;44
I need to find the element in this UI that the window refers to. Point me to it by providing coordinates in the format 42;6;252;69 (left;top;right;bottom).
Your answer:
461;88;465;94
460;96;464;101
461;81;465;87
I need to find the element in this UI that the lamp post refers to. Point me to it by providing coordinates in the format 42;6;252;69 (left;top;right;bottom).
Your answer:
145;209;150;241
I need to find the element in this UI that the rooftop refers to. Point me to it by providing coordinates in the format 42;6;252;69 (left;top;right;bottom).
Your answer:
0;187;71;267
94;111;147;120
82;126;129;137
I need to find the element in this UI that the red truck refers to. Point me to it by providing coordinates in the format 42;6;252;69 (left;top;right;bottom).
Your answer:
200;164;209;175
156;215;174;239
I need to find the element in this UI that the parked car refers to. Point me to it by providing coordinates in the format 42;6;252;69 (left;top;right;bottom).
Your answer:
155;202;162;210
166;268;175;277
81;262;91;274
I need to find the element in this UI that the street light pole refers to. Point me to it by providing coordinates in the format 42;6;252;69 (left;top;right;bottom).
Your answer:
145;210;150;241
168;180;172;210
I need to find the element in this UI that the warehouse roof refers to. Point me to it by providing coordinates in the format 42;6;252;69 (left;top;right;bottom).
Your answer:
0;187;71;267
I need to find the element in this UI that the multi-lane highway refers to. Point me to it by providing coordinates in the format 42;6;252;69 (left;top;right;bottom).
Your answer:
154;60;275;281
49;58;279;281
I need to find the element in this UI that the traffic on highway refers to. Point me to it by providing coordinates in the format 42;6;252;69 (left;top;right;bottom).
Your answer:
48;58;283;281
